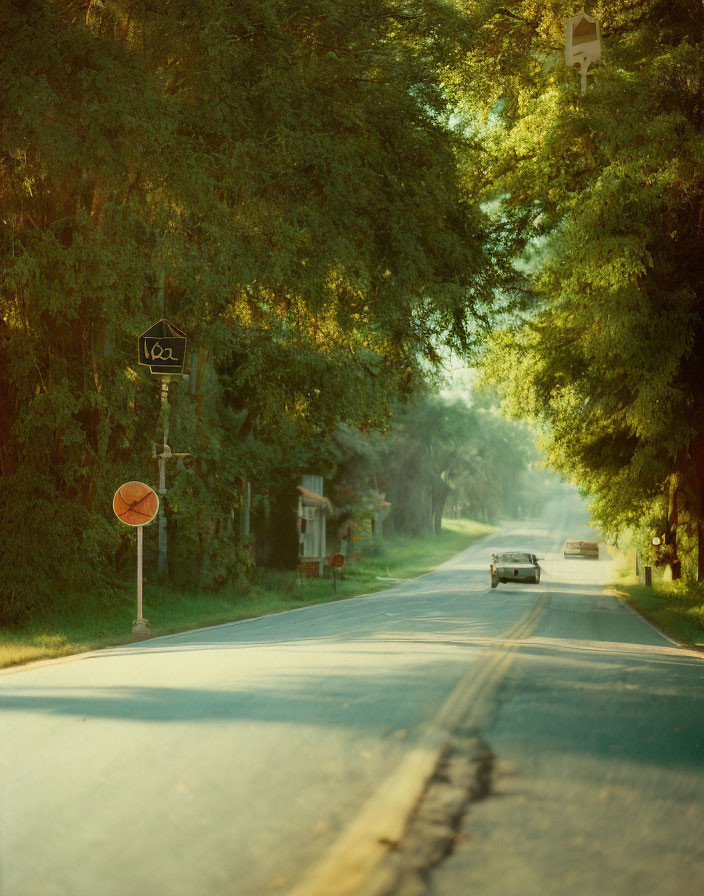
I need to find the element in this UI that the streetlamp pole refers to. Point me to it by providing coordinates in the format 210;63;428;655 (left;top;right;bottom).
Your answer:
138;318;188;578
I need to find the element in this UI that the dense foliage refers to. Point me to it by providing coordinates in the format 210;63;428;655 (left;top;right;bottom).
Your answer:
0;0;508;621
327;390;541;538
465;1;704;578
9;0;694;623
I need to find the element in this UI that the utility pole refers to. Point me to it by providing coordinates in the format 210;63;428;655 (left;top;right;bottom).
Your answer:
157;375;171;574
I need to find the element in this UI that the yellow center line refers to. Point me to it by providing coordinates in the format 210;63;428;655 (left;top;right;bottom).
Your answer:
287;591;550;896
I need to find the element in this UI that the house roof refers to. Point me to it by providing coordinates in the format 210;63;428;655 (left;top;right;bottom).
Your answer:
297;485;332;509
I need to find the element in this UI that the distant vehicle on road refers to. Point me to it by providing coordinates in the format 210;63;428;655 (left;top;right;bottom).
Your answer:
490;551;541;589
564;540;599;559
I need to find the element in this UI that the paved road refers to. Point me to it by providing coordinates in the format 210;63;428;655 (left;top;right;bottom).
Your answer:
1;493;703;896
426;520;704;895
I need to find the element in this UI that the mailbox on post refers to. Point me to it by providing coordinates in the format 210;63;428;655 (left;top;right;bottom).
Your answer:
329;552;345;593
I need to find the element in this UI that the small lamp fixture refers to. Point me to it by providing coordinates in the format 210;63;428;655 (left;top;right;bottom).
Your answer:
564;8;602;95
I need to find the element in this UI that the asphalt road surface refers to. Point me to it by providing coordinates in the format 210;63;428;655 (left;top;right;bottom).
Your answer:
1;492;703;896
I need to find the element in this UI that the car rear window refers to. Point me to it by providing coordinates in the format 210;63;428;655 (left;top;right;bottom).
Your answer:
495;553;533;563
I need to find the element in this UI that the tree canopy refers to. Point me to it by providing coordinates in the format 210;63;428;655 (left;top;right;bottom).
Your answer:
327;389;541;538
7;0;698;621
465;1;704;577
0;0;508;620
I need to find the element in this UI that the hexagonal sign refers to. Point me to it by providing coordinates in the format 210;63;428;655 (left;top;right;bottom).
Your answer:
138;319;188;375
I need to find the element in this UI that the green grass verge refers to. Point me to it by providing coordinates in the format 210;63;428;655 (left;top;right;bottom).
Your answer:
0;517;494;670
611;557;704;648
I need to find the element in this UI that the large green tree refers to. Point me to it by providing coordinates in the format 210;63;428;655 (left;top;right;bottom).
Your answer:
463;1;704;577
1;0;499;619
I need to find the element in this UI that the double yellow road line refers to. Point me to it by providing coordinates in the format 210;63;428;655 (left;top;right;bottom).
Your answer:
437;591;550;732
288;592;550;896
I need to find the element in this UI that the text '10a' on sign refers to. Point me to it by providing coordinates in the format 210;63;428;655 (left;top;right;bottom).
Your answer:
138;319;187;375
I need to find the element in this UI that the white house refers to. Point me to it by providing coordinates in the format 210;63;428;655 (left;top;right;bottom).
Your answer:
297;474;332;577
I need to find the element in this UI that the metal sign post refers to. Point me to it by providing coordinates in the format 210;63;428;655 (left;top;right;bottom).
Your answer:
645;536;661;587
329;553;345;593
137;526;144;621
113;481;160;639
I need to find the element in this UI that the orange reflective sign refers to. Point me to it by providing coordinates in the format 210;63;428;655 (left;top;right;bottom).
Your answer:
113;481;159;527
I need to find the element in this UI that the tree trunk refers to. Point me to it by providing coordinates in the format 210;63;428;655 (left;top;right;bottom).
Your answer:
690;443;704;582
431;479;450;535
665;474;682;580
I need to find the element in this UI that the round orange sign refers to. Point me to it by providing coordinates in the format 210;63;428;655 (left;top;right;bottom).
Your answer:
113;481;159;527
329;553;345;569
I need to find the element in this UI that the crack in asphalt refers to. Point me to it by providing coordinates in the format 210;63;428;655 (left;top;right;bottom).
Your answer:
372;729;494;896
367;593;553;895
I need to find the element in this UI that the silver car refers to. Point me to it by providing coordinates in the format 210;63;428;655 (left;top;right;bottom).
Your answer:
490;551;541;589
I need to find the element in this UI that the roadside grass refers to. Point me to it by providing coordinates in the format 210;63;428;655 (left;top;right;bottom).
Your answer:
0;517;494;670
611;558;704;648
